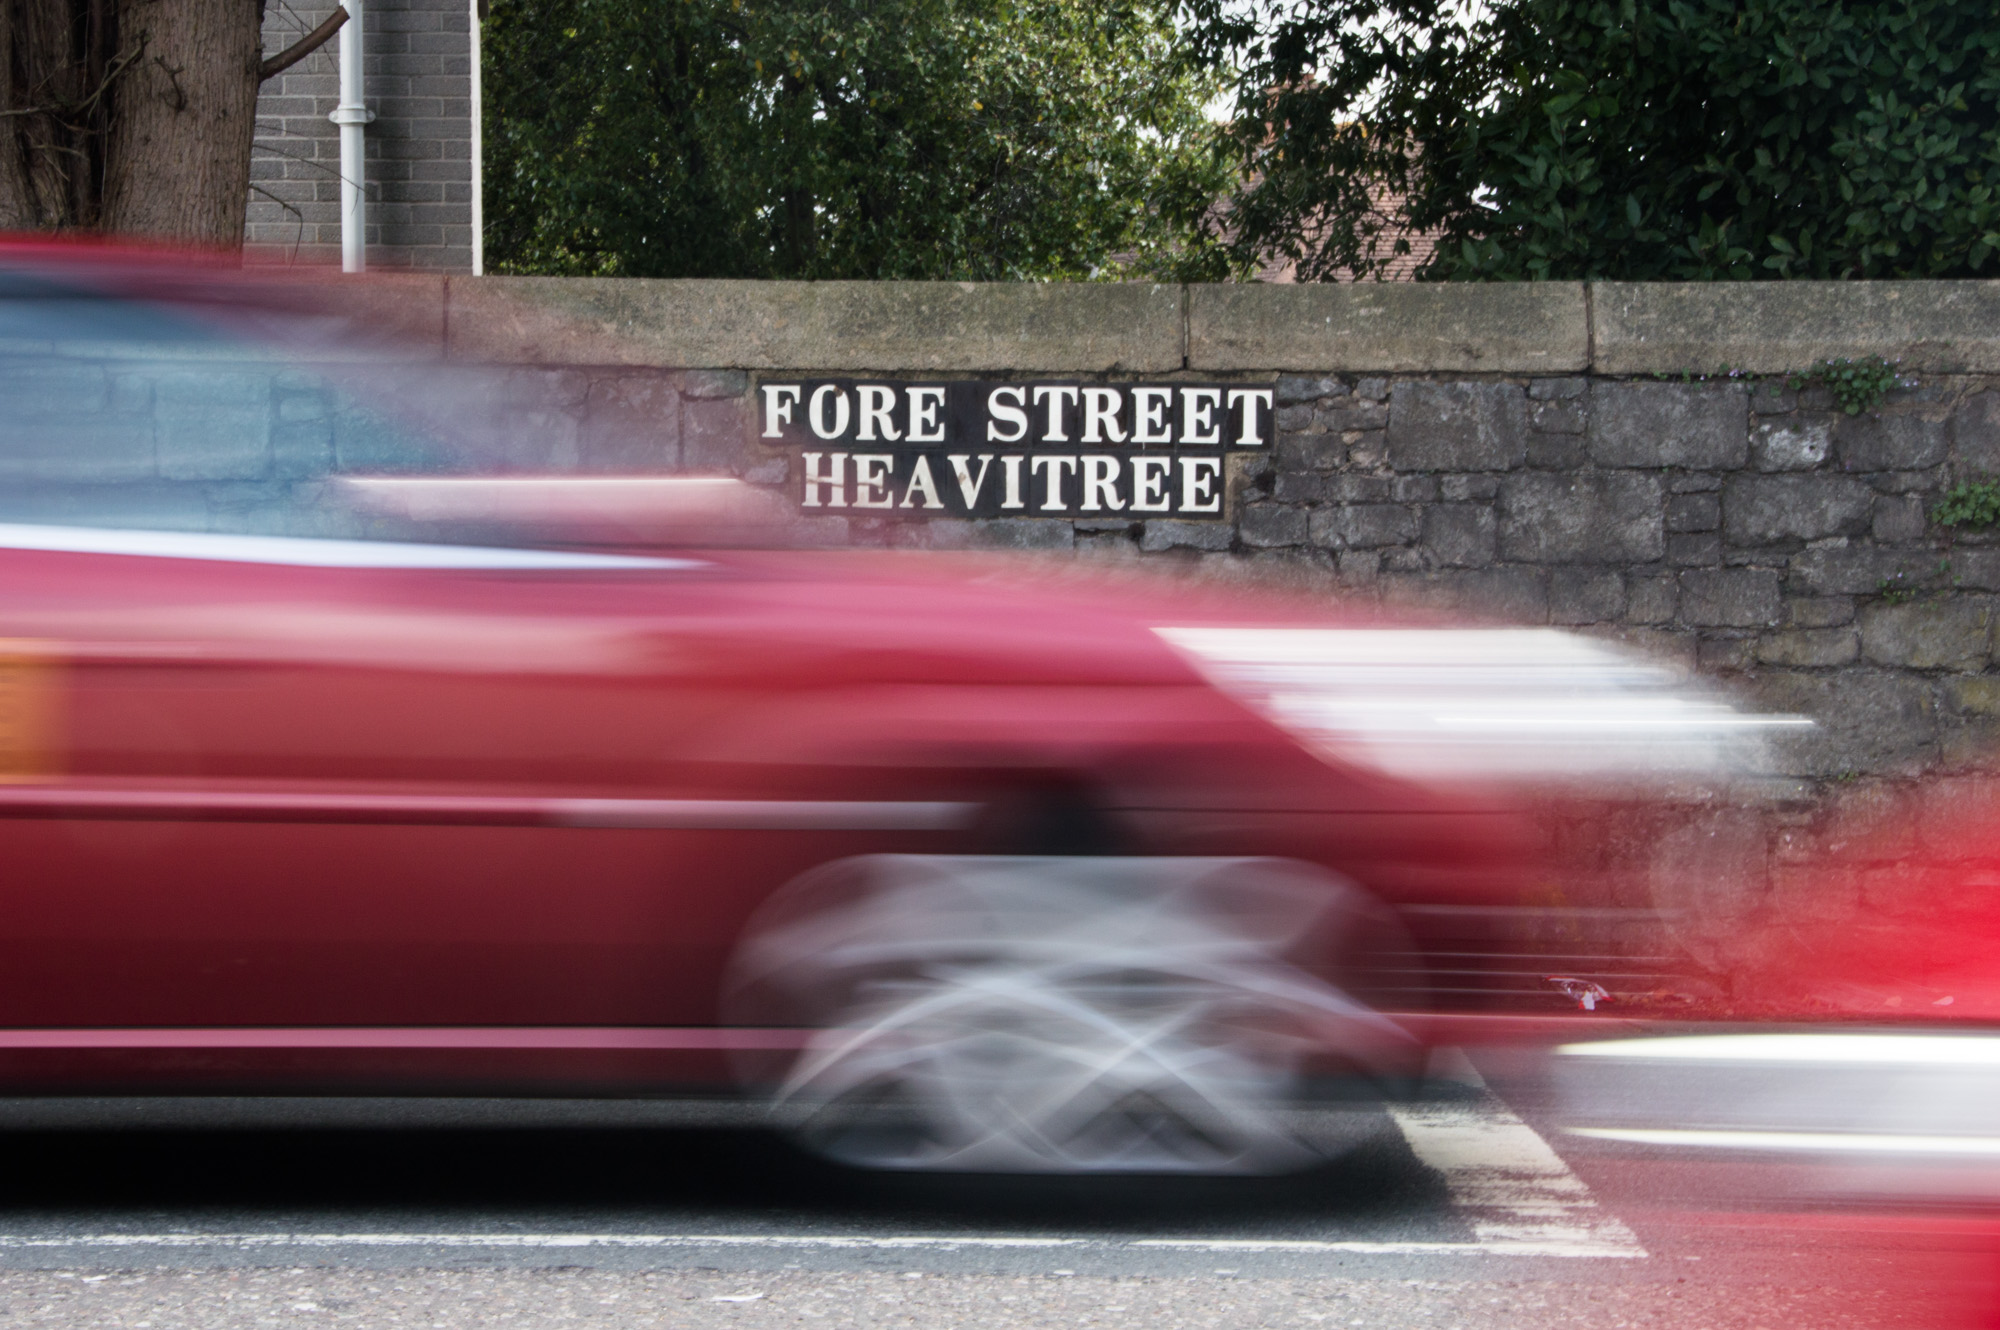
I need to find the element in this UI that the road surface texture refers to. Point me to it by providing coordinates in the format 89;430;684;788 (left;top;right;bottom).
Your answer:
0;1051;1960;1329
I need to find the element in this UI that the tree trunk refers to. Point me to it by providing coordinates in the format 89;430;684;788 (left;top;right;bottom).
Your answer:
0;0;122;231
100;0;263;246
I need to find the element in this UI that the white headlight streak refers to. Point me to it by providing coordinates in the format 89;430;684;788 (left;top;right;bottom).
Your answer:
1154;626;1808;784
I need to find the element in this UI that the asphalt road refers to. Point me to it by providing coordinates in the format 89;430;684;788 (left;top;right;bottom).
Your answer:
0;1050;1966;1329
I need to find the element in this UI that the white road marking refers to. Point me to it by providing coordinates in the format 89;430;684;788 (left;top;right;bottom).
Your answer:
0;1048;1646;1265
0;1233;1499;1257
1388;1048;1646;1259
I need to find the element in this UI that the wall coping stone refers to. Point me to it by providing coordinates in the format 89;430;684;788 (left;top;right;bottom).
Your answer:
433;276;2000;376
1187;282;1589;373
1593;281;2000;375
445;277;1185;372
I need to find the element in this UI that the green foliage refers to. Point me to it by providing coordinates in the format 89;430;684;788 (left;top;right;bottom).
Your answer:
1787;357;1909;415
1934;478;2000;529
484;0;1231;280
1182;0;2000;282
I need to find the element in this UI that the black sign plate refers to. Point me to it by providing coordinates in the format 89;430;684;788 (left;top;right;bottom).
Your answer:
757;381;1272;518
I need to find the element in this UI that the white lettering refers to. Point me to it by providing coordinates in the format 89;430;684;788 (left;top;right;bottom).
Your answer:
1000;455;1026;509
1131;387;1172;444
856;384;901;443
1228;389;1274;445
1032;386;1079;442
761;385;801;438
1080;455;1123;512
987;386;1029;443
809;385;851;440
907;386;946;443
1080;388;1126;444
900;455;944;509
1179;456;1222;513
948;454;995;507
1180;388;1222;445
1031;455;1077;511
1131;456;1171;512
853;454;895;508
801;451;846;507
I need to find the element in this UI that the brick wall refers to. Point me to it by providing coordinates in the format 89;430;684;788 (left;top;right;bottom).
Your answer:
248;0;475;270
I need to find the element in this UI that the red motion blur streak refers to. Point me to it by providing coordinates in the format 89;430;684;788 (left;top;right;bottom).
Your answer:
0;787;974;830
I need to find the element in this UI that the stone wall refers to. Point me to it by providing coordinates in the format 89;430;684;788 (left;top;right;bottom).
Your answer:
423;278;2000;796
249;0;476;270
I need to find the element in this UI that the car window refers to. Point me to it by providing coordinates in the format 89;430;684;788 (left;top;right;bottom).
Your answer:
0;274;461;542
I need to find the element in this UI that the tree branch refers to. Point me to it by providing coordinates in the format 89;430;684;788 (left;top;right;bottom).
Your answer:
260;7;349;83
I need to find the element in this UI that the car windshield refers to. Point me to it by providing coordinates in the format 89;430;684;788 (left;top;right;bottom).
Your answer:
0;267;646;547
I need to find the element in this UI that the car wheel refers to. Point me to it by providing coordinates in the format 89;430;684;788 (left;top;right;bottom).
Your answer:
723;854;1420;1175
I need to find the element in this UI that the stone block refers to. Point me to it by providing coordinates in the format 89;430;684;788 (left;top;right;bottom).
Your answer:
975;519;1075;551
1441;473;1500;502
1872;494;1929;543
1949;549;2000;590
1792;546;1946;596
1276;375;1344;404
1528;399;1585;434
1946;676;2000;716
580;374;680;471
1316;503;1418;549
1385;382;1528;471
1589;381;1747;469
153;368;275;481
1627;573;1678;624
1392;475;1438;502
1751;417;1831;471
1336;475;1394;503
1274;405;1314;432
1954;391;2000;478
1592;280;2000;374
1749;385;1798;414
681;395;749;472
1786;596;1855;628
1859;599;1994;670
1750;670;1938;778
1187;282;1588;372
1317;401;1389;431
1835;412;1948;471
1870;467;1946;494
1678;568;1782;627
1721;473;1875;544
1754;628;1859;667
1240;504;1309;548
451;278;1183;372
1699;637;1757;672
1422;504;1496;568
1525;435;1587;468
1140;519;1232;552
1275;433;1343;471
1529;377;1587;400
1390;567;1548;622
1498;471;1664;563
1270;472;1329;503
677;369;749;399
271;421;334;478
1549;568;1624;624
1355;378;1390;401
1666;492;1719;532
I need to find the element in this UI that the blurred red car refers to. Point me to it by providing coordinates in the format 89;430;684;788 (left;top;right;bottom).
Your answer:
0;246;1781;1173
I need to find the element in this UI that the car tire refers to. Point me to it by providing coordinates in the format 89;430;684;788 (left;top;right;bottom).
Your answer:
722;854;1421;1175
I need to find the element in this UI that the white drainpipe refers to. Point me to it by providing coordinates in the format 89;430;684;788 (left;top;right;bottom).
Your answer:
469;0;483;275
330;0;374;273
